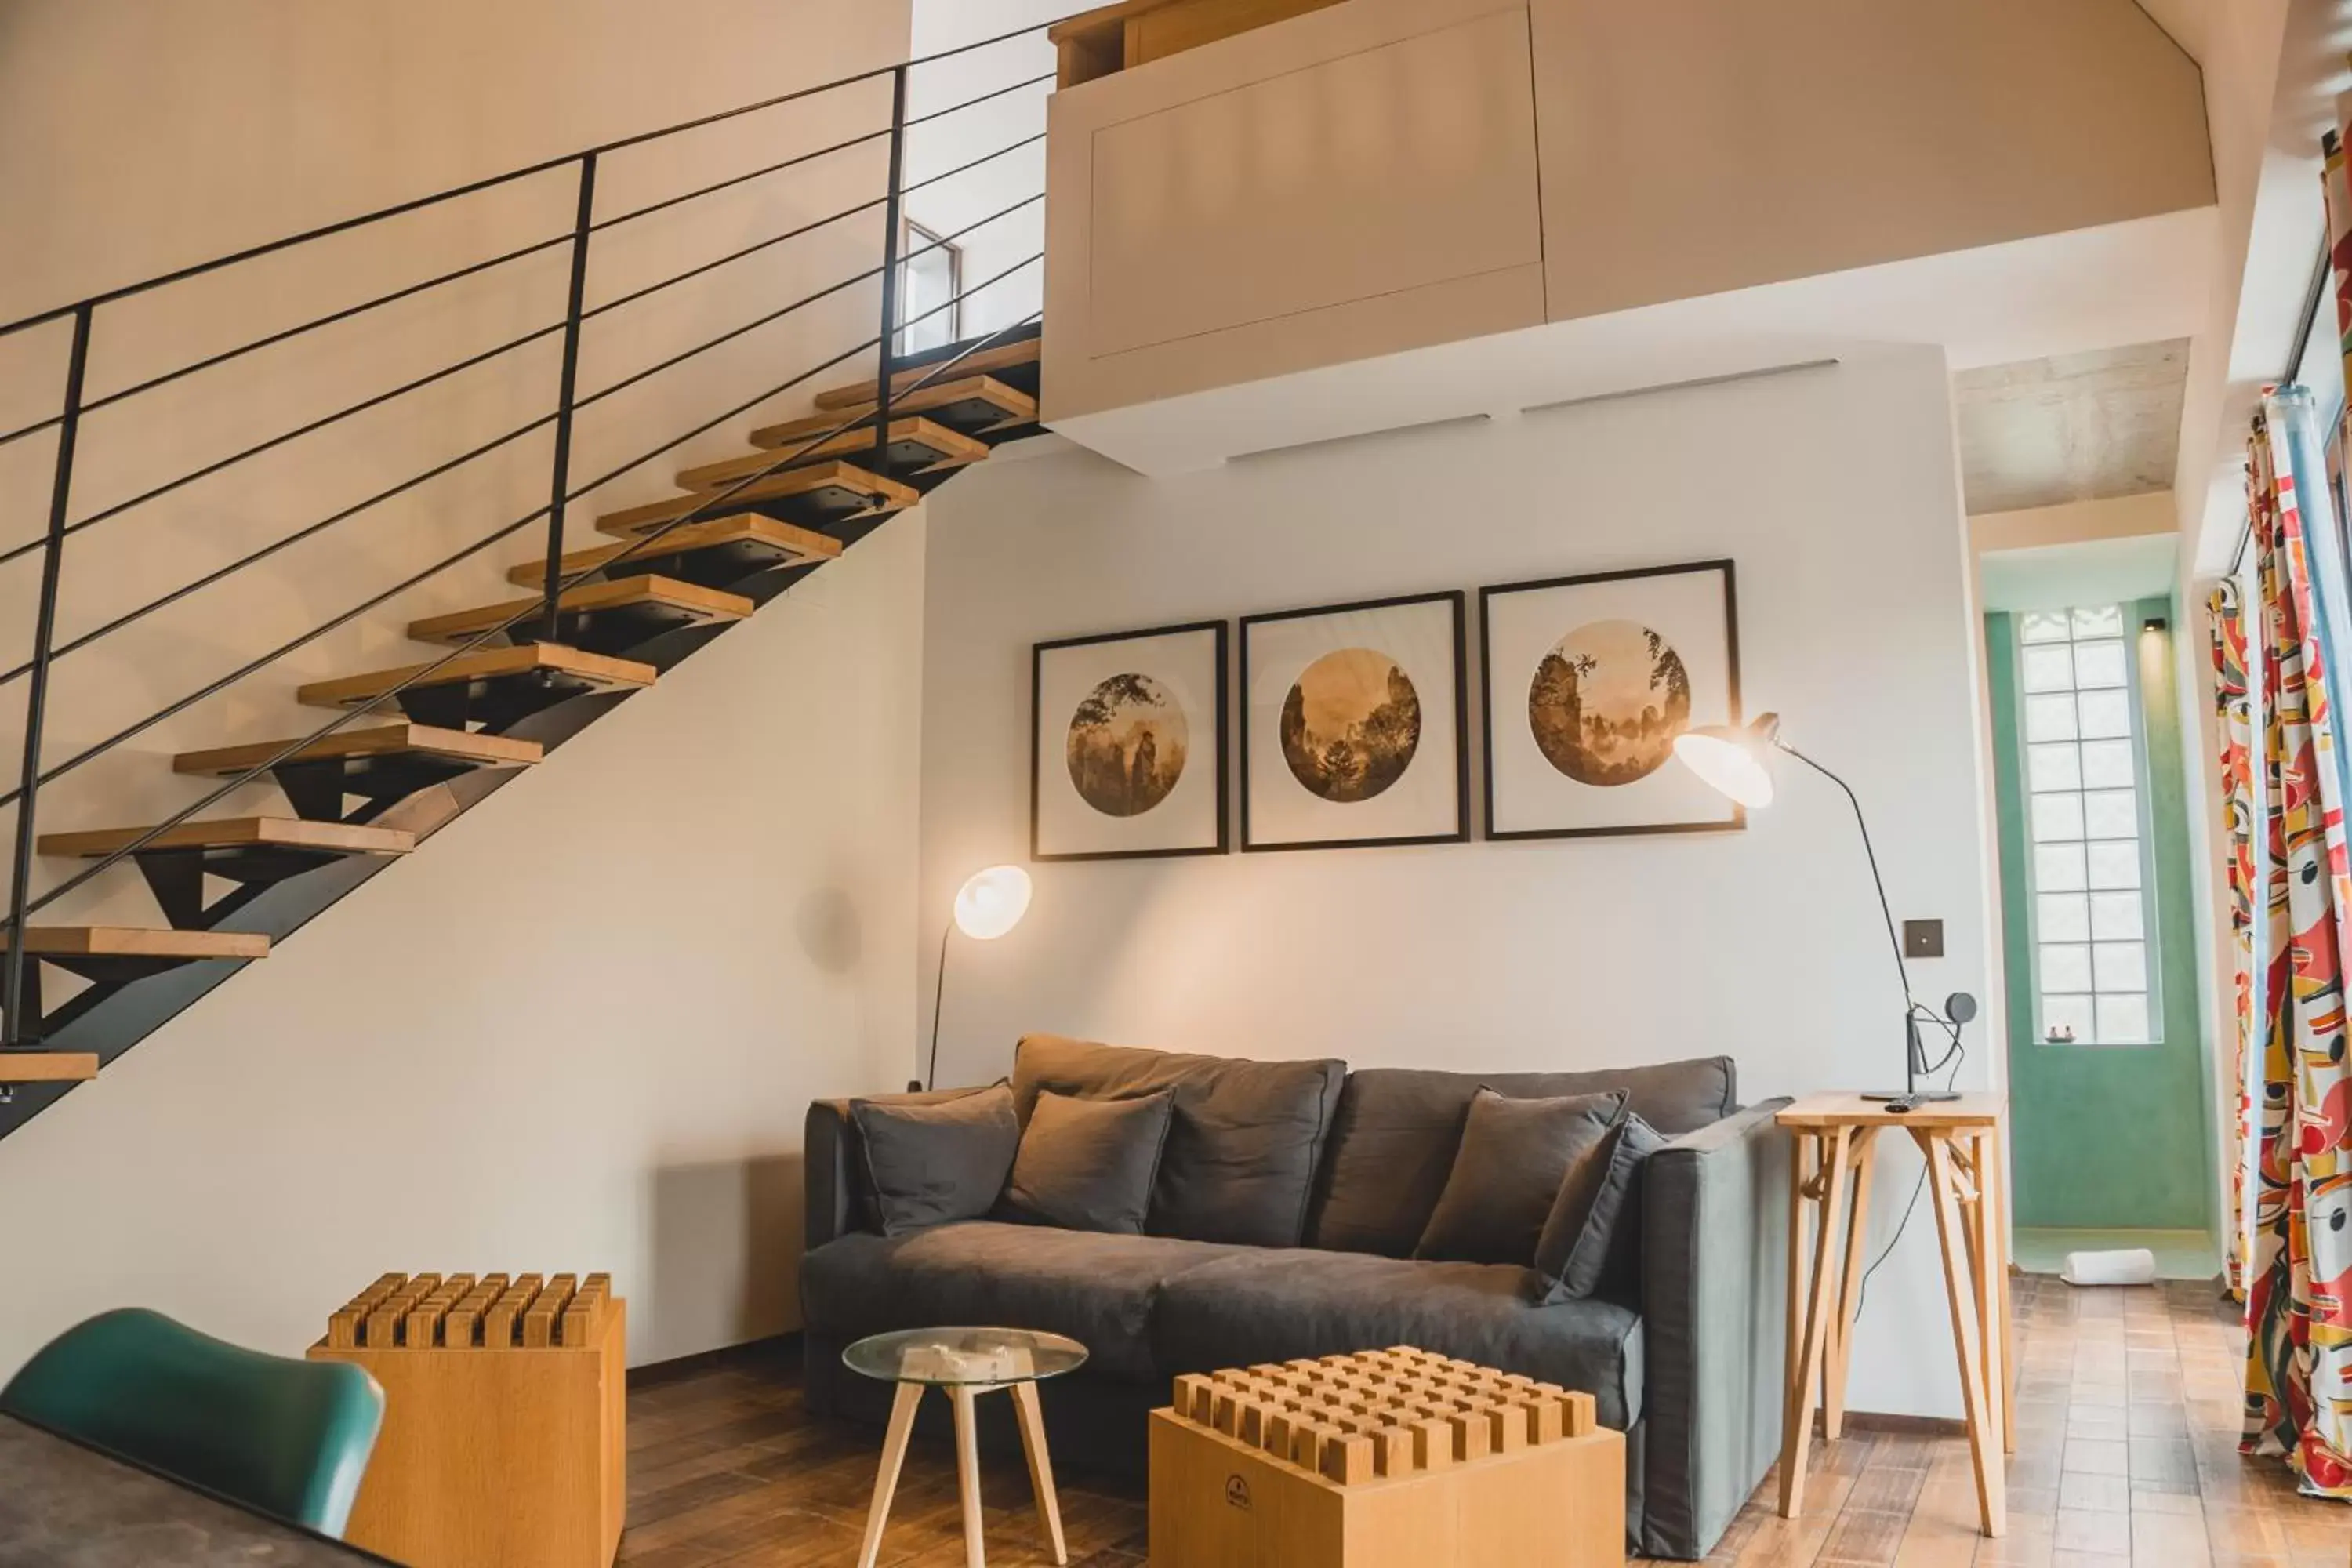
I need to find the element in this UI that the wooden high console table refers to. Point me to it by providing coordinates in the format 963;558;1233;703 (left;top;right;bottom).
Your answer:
1776;1095;2014;1537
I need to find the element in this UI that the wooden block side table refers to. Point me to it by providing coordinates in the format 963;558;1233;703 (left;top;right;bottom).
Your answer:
308;1271;624;1568
1775;1095;2015;1537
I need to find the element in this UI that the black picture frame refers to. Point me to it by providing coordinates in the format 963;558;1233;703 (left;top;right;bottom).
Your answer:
1239;590;1471;853
1031;619;1229;862
1478;558;1743;842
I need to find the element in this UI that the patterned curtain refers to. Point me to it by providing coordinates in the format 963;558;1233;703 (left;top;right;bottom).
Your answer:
2236;390;2352;1497
2208;576;2253;1302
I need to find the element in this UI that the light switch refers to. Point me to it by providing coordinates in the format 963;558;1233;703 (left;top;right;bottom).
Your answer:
1903;920;1944;960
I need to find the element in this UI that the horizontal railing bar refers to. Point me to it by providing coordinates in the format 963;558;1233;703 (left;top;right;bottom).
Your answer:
902;70;1056;129
80;231;579;417
902;194;1044;268
575;189;1041;413
579;196;886;325
590;126;891;234
0;20;1054;342
899;132;1046;200
0;319;569;567
0;412;561;688
0;412;64;453
9;309;1041;914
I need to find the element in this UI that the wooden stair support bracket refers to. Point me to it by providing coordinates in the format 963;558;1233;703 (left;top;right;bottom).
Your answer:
676;417;989;490
812;336;1042;411
405;575;752;646
4;927;270;1034
295;644;653;733
509;514;842;591
593;460;917;539
753;376;1036;444
172;724;543;826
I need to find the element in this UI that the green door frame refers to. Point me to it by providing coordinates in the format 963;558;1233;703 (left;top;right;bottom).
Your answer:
1986;596;2213;1232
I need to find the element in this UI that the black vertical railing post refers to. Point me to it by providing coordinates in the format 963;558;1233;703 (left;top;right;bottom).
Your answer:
873;64;909;466
540;151;601;637
3;305;93;1049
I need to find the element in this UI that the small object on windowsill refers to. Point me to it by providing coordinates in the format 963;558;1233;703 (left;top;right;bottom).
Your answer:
2045;1025;2076;1044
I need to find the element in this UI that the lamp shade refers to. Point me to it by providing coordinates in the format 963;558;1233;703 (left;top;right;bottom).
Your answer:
952;865;1033;940
1671;714;1783;808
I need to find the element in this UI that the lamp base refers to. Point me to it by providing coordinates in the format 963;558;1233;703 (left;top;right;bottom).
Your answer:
1860;1090;1962;1112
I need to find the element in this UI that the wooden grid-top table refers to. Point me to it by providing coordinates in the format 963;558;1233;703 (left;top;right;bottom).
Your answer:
1776;1094;2014;1537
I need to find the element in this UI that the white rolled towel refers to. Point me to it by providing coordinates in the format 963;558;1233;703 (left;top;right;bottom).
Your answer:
2061;1247;2156;1286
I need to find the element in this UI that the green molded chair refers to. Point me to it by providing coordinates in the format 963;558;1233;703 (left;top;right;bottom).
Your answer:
0;1307;385;1537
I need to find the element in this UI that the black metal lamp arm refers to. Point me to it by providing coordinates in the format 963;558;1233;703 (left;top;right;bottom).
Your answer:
1773;739;1915;1014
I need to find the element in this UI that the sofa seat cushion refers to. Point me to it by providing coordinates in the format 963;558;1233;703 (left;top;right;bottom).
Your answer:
1149;1250;1645;1431
800;1221;1249;1379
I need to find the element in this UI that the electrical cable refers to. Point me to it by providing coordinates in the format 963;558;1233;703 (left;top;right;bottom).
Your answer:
1849;1007;1968;1323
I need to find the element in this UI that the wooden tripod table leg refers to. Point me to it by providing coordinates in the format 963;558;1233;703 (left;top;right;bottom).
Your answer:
1780;1123;1855;1516
858;1382;924;1568
1919;1127;2005;1537
951;1385;987;1568
1824;1127;1878;1441
1012;1381;1069;1565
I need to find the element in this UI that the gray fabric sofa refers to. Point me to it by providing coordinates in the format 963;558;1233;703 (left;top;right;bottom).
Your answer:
800;1036;1789;1559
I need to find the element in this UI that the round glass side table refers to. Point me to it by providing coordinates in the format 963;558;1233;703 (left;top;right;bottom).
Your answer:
844;1327;1089;1568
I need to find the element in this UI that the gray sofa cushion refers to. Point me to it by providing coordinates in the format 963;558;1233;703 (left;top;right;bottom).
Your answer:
1305;1058;1738;1257
1151;1248;1645;1431
1414;1088;1624;1265
998;1088;1174;1234
800;1221;1248;1378
852;1082;1020;1236
1014;1034;1345;1248
1537;1112;1671;1302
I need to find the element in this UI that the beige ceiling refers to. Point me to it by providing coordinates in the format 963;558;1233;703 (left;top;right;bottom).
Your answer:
1952;339;2190;515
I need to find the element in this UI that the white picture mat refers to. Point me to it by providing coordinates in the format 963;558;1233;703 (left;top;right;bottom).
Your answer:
1244;597;1461;846
1486;568;1737;834
1034;627;1223;855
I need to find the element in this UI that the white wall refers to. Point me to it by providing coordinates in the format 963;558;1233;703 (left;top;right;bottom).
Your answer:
0;0;927;1374
0;509;927;1370
916;347;1995;1419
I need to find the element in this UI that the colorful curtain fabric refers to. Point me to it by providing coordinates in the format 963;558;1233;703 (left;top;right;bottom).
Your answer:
2235;390;2352;1497
2208;575;2254;1303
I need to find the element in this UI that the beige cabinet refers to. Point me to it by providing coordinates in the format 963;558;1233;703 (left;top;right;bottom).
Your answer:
1043;0;1544;423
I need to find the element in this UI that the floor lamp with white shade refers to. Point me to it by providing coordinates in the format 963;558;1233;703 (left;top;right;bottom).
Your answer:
913;865;1033;1092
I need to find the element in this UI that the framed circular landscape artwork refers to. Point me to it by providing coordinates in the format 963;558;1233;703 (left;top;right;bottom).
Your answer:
1031;620;1229;861
1239;590;1468;851
1479;560;1742;840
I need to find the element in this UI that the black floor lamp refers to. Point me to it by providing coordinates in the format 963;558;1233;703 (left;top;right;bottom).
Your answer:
911;865;1033;1093
1673;713;1969;1108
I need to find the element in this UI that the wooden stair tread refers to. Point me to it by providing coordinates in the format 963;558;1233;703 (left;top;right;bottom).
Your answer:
595;460;918;539
38;817;415;858
175;723;541;777
677;418;989;489
814;340;1043;411
756;377;1036;445
0;1052;99;1083
405;575;753;644
15;927;271;960
506;515;844;588
296;644;655;710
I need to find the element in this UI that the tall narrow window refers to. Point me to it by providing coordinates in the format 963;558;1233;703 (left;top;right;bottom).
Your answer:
2018;605;2155;1044
896;221;960;356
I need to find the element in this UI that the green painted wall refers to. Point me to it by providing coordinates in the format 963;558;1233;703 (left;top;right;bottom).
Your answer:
1989;597;2212;1230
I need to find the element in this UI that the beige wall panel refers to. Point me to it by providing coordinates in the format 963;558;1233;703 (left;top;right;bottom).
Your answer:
1529;0;2216;324
1044;0;1544;421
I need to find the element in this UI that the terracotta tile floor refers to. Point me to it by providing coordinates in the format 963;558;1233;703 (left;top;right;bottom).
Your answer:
616;1277;2352;1567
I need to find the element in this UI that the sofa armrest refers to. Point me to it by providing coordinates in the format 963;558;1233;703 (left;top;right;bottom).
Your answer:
1636;1098;1792;1559
804;1087;993;1251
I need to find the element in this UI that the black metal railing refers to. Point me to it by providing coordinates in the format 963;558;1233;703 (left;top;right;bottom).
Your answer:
0;24;1056;1047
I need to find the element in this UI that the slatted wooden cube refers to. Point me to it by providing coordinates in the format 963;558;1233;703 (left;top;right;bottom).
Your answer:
308;1272;625;1568
1151;1347;1624;1568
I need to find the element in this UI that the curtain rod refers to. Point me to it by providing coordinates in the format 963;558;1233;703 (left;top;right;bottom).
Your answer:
2229;241;2335;577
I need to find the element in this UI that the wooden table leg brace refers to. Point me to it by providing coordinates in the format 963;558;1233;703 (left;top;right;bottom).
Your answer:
1778;1123;2013;1536
858;1381;1069;1568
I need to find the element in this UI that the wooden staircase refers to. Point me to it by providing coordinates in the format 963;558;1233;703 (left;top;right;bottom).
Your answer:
0;328;1041;1117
